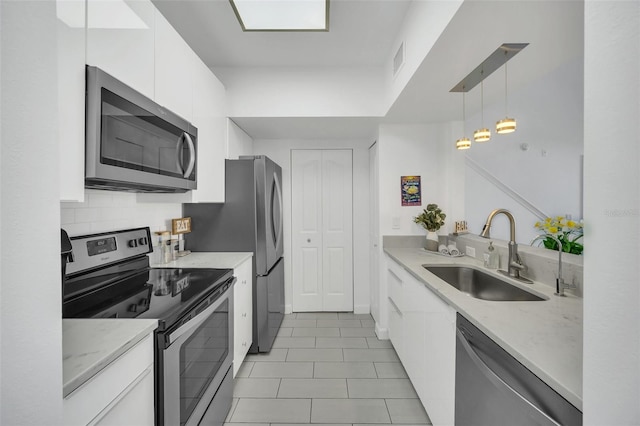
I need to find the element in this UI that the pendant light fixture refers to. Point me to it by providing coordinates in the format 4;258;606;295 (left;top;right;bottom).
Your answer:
473;77;491;142
456;90;471;150
496;56;517;134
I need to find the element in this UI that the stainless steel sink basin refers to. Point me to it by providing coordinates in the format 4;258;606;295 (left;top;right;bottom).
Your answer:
422;265;546;301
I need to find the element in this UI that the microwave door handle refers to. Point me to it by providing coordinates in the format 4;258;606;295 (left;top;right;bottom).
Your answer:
182;133;196;178
175;134;186;176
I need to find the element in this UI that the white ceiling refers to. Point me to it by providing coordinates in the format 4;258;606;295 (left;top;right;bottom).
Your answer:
152;0;583;140
152;0;412;68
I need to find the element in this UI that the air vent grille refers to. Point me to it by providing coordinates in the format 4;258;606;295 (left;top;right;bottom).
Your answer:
393;42;405;76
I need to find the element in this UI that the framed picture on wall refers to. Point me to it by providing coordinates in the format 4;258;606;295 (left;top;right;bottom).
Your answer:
401;175;421;206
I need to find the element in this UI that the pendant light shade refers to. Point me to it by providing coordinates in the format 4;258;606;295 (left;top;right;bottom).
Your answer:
496;118;517;134
456;91;471;150
456;137;471;150
474;80;491;142
496;58;517;134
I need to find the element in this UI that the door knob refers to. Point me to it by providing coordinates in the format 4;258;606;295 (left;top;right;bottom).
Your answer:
307;238;311;243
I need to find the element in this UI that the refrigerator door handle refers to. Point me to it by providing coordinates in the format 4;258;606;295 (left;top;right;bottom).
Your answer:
271;171;283;252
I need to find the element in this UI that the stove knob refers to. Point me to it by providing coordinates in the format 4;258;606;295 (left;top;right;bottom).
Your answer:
138;237;148;246
128;304;138;313
128;239;138;248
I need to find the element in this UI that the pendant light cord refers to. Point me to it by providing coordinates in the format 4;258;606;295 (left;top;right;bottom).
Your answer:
504;60;509;116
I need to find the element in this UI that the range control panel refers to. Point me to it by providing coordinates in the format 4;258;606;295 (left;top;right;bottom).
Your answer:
65;227;153;276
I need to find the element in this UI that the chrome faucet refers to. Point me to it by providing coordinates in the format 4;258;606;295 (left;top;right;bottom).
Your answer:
480;209;532;284
531;234;576;296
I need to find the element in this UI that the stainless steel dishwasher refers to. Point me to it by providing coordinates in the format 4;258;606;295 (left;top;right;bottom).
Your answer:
455;314;582;425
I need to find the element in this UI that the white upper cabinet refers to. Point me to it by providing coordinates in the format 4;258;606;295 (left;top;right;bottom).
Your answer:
58;0;87;201
189;56;226;203
86;0;155;99
154;9;195;121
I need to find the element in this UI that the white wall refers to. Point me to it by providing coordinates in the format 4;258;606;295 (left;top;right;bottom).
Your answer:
252;139;371;314
583;1;640;423
464;56;584;244
373;123;459;335
384;0;462;109
1;1;63;424
377;123;452;237
227;118;255;159
215;66;386;118
61;190;182;237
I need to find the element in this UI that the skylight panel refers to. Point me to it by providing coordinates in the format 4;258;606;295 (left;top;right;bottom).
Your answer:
230;0;329;31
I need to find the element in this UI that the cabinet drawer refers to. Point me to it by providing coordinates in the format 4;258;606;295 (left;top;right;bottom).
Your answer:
64;334;154;426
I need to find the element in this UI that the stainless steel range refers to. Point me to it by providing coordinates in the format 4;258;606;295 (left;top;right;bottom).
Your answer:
62;227;235;426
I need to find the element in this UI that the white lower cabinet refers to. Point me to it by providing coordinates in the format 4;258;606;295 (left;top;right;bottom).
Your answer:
64;334;154;426
233;256;253;376
386;256;456;426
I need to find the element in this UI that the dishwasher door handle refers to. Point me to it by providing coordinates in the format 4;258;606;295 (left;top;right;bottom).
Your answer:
456;329;561;426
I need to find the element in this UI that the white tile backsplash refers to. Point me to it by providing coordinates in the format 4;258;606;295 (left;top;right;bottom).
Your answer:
61;189;182;236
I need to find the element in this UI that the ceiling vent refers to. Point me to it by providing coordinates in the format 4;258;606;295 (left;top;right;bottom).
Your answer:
393;41;405;77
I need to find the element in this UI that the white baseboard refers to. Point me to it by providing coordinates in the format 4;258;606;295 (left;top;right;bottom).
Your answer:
284;304;293;315
375;323;389;340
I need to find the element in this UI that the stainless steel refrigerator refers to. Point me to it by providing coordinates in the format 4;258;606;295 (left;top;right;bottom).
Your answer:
183;155;284;353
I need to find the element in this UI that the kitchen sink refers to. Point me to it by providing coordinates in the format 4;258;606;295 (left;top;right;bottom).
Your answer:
422;265;546;301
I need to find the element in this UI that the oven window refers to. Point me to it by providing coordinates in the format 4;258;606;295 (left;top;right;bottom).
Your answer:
179;299;229;425
100;88;196;180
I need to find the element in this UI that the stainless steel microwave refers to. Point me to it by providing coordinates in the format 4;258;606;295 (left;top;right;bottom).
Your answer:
85;65;197;193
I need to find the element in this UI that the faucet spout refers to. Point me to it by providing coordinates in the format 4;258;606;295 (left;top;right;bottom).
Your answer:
531;234;576;296
480;209;532;283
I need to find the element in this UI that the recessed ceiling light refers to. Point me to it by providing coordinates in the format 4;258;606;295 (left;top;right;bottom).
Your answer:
230;0;329;32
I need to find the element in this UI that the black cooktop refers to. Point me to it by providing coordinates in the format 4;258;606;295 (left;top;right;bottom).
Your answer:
63;265;232;331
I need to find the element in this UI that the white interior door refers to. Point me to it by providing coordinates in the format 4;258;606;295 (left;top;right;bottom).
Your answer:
292;149;353;312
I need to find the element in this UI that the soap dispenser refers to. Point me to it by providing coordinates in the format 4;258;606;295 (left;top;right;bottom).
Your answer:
484;241;499;269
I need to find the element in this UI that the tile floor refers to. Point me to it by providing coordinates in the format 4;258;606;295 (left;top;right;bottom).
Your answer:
224;312;432;425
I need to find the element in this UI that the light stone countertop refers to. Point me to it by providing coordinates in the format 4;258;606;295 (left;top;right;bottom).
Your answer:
62;319;158;398
151;251;252;269
384;247;583;410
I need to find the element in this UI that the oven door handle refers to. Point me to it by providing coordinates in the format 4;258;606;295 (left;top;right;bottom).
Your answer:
165;281;233;348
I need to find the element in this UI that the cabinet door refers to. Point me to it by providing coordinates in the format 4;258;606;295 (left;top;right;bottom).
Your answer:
190;57;226;203
86;0;155;99
386;265;405;362
233;257;253;376
94;367;154;426
403;274;428;399
154;9;194;121
422;283;456;426
57;0;86;201
64;334;154;426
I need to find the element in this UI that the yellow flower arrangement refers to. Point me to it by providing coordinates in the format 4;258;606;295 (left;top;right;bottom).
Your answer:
534;216;583;255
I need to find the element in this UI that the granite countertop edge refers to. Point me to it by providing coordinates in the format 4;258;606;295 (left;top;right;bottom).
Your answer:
63;319;158;398
384;246;583;411
150;251;253;269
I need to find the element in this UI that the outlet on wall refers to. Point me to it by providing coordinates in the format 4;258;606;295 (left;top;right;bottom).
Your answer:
466;246;476;258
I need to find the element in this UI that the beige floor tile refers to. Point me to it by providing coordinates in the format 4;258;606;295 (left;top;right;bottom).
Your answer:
249;361;314;378
311;398;391;423
374;362;408;378
316;337;368;349
277;378;348;398
313;362;377;378
233;378;281;398
230;398;312;423
340;328;377;337
286;348;344;362
292;327;340;337
385;398;431;424
244;348;288;362
347;378;418;398
343;348;400;362
272;336;316;348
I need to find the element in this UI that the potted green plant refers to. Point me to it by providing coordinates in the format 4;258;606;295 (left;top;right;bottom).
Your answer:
414;203;446;251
